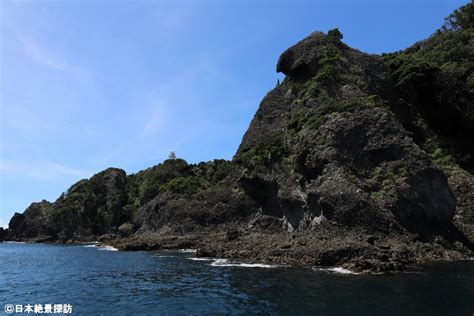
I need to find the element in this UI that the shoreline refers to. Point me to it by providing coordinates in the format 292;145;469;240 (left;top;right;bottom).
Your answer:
3;233;473;275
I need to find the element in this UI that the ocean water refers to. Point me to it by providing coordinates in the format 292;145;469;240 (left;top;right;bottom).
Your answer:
0;243;473;315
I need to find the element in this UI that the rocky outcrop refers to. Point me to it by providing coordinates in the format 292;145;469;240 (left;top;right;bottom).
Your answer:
4;4;473;272
6;168;129;242
6;200;52;240
235;30;458;239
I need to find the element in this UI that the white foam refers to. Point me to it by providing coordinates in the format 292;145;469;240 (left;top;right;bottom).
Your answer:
178;249;197;253
313;266;358;275
4;241;26;244
97;245;119;251
83;244;97;248
187;257;214;261
210;259;276;268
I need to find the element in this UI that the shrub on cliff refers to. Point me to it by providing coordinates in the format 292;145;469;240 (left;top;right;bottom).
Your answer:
383;2;473;168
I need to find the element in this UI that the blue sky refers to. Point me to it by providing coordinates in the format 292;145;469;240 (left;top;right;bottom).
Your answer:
0;0;468;227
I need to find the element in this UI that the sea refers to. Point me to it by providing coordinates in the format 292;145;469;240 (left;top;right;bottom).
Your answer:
0;242;473;315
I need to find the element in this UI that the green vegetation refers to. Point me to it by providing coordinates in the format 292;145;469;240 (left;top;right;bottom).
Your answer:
127;158;235;207
371;165;409;186
126;159;193;205
29;159;237;238
284;28;391;139
327;28;343;41
44;171;123;236
236;134;287;173
343;161;411;201
366;164;410;200
286;94;387;136
291;44;344;104
313;46;342;87
442;2;474;31
383;2;473;144
382;2;473;171
422;139;468;175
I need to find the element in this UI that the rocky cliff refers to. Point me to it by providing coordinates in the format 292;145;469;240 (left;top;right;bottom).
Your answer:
4;3;473;272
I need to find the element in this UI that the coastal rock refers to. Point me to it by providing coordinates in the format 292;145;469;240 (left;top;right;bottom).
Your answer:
9;212;26;231
7;201;51;240
118;223;135;237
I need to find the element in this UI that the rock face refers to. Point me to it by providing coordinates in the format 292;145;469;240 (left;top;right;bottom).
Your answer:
6;168;129;242
7;201;51;240
5;4;473;272
235;31;456;238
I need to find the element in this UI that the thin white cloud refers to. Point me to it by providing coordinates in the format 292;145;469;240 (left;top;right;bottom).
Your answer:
139;101;168;139
0;159;92;182
17;33;75;72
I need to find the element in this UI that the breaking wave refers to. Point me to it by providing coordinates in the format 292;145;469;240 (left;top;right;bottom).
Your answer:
83;244;118;251
209;259;277;268
97;245;119;251
313;267;358;275
187;257;214;261
178;249;198;253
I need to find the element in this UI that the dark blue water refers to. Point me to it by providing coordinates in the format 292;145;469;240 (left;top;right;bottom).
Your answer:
0;243;473;315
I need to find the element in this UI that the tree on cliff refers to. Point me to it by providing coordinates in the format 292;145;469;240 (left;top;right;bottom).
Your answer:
442;1;473;31
327;28;343;41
